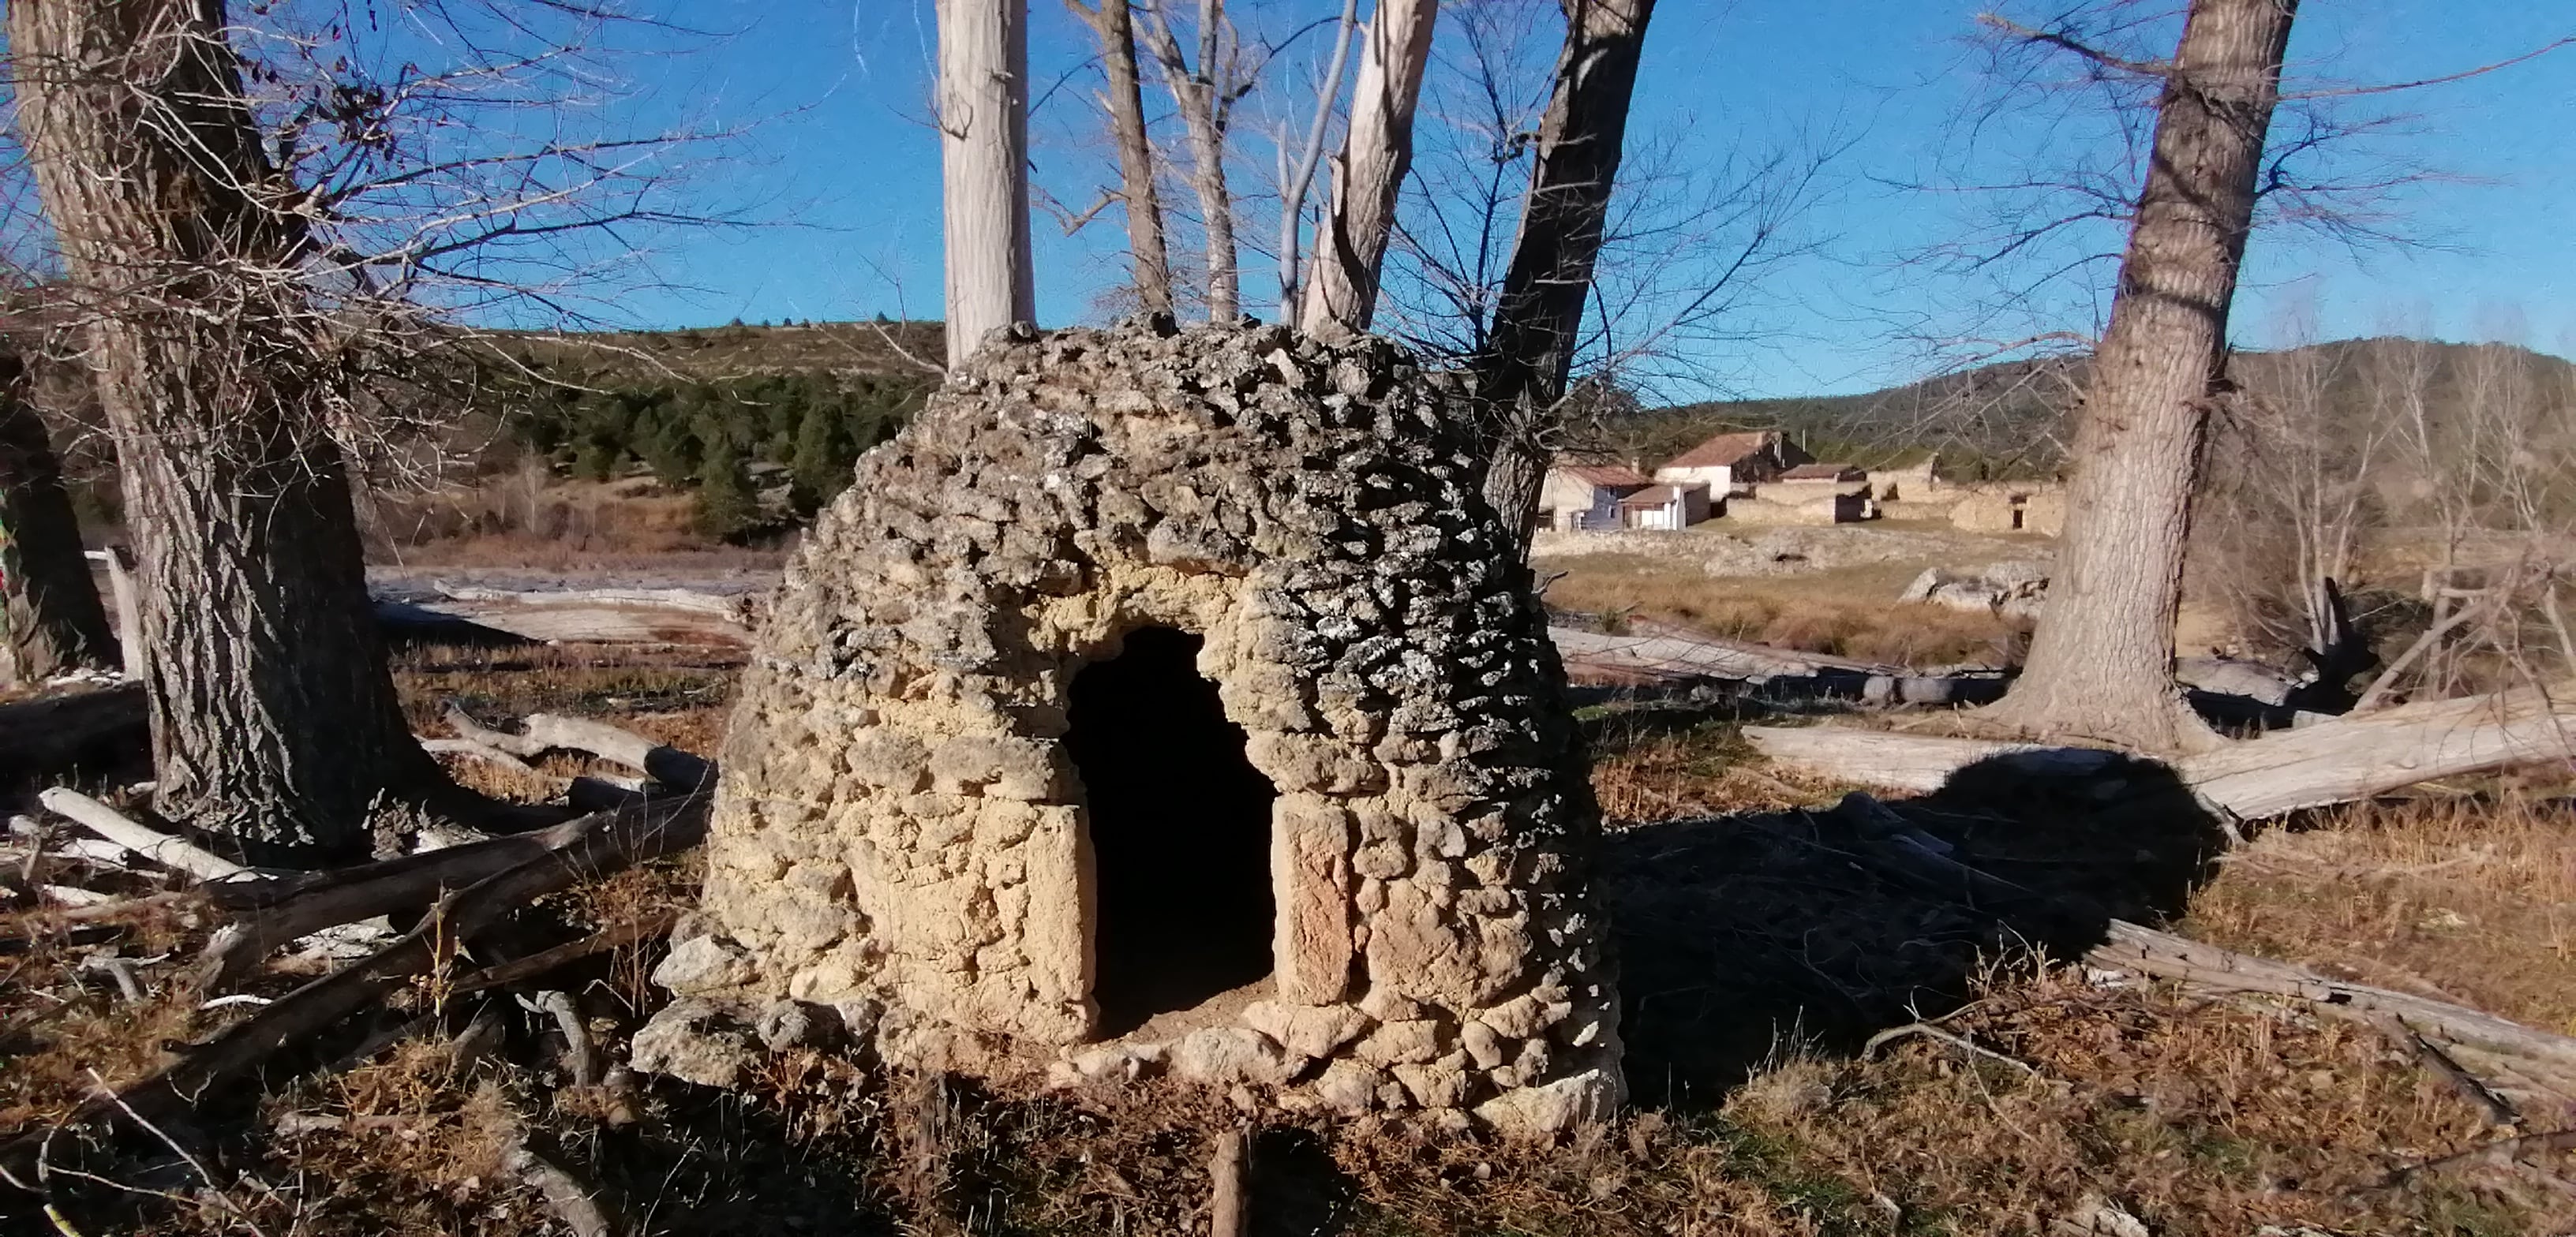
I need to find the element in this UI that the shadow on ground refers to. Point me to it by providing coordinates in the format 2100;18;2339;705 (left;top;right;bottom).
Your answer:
1604;749;2230;1110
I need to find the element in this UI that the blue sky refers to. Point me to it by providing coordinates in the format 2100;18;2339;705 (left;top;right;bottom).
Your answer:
589;1;2576;399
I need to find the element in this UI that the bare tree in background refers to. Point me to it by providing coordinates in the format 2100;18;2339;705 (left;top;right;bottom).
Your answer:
1979;0;2299;754
1136;0;1258;321
1470;0;1657;552
0;346;116;682
1371;0;1824;521
1068;0;1177;316
941;0;1038;361
2349;335;2576;706
1296;0;1437;337
8;0;708;861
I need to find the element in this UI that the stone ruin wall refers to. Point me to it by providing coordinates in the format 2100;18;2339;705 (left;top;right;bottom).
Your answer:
670;322;1621;1133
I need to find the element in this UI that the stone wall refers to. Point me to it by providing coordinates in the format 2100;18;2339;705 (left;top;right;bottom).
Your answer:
674;321;1620;1133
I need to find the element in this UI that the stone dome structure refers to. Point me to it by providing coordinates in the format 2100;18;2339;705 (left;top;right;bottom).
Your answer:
686;321;1619;1130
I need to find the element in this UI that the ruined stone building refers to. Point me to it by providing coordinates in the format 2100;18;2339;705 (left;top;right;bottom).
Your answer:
671;323;1621;1133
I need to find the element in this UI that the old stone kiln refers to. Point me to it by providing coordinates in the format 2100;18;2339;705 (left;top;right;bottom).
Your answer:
685;322;1619;1130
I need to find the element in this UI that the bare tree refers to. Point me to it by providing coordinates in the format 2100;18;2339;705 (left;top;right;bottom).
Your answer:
1979;0;2300;754
8;0;710;861
940;0;1039;362
1271;0;1362;322
1136;0;1256;321
1471;0;1657;551
1296;0;1436;337
1068;0;1178;316
9;0;459;859
0;348;115;682
2349;335;2576;706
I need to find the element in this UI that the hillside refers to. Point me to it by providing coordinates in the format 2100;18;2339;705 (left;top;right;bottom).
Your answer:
492;318;946;386
1609;337;2576;480
426;320;950;542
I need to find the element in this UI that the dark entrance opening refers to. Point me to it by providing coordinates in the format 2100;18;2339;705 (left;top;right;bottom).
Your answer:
1065;626;1277;1035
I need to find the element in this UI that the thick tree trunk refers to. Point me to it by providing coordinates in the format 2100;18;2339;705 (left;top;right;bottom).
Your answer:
938;0;1038;364
1476;0;1656;556
0;357;118;681
12;0;454;862
1983;0;2299;754
1297;0;1439;338
1136;1;1241;322
1073;0;1175;316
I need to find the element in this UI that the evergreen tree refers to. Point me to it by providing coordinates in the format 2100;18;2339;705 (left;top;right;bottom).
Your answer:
693;432;758;540
789;400;850;514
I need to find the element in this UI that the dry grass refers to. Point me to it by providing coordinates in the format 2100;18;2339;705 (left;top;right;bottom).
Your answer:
2186;793;2576;1037
10;638;2576;1235
372;473;721;559
1545;555;2028;667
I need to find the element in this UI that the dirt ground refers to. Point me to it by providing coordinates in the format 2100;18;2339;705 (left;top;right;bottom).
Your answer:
5;544;2574;1235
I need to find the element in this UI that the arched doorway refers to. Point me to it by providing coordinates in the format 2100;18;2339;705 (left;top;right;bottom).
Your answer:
1064;626;1278;1035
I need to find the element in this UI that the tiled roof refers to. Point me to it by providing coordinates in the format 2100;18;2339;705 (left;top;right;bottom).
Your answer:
1778;463;1864;481
1555;463;1654;488
1617;484;1683;507
1664;431;1777;469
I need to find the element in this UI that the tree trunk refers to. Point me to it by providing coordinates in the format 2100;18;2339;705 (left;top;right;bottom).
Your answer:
1983;0;2299;754
1137;0;1241;322
1073;0;1175;316
11;0;455;863
1297;0;1439;338
938;0;1038;364
0;357;118;682
1476;0;1657;556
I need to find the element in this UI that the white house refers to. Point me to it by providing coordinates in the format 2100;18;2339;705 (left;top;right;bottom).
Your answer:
1654;429;1812;498
1537;463;1654;531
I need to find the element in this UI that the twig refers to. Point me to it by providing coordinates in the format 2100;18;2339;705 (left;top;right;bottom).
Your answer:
503;1126;619;1237
451;910;678;995
1861;1022;2041;1076
1208;1124;1250;1237
522;989;599;1087
2373;1014;2520;1130
417;738;545;777
80;955;145;1003
2383;1127;2576;1189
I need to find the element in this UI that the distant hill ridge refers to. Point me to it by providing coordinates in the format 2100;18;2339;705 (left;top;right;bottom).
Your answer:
1618;338;2575;482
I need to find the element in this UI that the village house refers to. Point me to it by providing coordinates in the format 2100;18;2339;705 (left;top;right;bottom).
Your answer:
1762;463;1878;522
1616;482;1708;530
1653;429;1812;499
1536;463;1713;532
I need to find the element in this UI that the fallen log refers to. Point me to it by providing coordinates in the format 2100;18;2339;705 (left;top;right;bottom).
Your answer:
442;703;711;791
16;785;714;1149
0;682;146;783
190;792;695;990
1745;685;2576;820
38;788;248;881
1740;729;2124;794
2087;918;2576;1112
2180;687;2576;819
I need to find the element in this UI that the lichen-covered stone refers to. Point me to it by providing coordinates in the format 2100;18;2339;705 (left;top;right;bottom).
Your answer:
695;321;1619;1120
